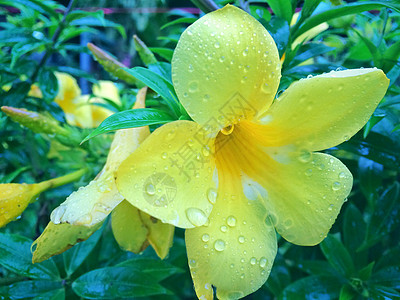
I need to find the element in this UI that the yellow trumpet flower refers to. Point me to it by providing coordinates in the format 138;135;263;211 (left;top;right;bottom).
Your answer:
115;5;389;299
33;88;174;263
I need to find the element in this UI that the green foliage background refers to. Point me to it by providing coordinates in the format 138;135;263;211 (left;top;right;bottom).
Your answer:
0;0;399;299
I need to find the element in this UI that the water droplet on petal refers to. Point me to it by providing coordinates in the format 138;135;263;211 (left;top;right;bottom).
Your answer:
202;234;210;242
220;225;227;233
227;216;236;227
145;183;156;195
250;257;257;265
207;188;217;204
238;236;245;244
298;149;312;163
189;81;199;93
332;181;341;191
214;239;225;251
259;257;268;268
186;208;208;226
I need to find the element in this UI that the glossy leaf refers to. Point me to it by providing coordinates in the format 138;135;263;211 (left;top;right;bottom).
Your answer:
160;17;197;30
293;2;400;40
264;0;293;23
320;235;355;278
0;233;60;280
38;69;59;101
261;16;290;57
70;17;126;38
124;67;181;117
133;35;157;66
0;280;63;299
82;108;175;142
72;266;169;298
370;266;400;289
149;47;174;62
343;204;366;254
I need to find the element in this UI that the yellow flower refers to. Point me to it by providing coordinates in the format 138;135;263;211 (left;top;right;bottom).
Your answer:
54;73;120;128
33;88;174;263
116;5;389;299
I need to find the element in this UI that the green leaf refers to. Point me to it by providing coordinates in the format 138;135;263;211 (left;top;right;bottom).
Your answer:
320;235;355;278
361;183;400;250
65;9;104;23
116;257;184;282
261;16;290;57
161;17;197;30
264;264;291;297
72;266;169;298
124;67;181;118
363;114;385;138
358;262;375;281
281;275;343;299
382;40;400;73
290;43;335;67
63;224;104;277
0;28;32;44
0;0;61;18
38;69;59;101
2;81;31;106
0;166;30;183
32;288;65;300
343;203;366;254
358;157;383;204
0;280;63;299
10;42;46;69
70;17;126;39
293;2;400;40
82;108;175;142
133;35;157;66
297;260;339;277
368;286;400;299
264;0;293;23
339;284;357;300
149;47;174;62
0;233;60;280
369;266;400;289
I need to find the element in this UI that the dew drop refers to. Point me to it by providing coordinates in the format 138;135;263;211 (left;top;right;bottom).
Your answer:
332;181;341;191
259;257;268;268
227;216;237;227
328;204;334;211
261;82;271;94
161;152;168;159
338;172;346;179
298;149;312;163
207;188;217;204
214;239;226;251
220;225;227;233
305;169;313;176
185;208;208;226
214;41;220;48
250;257;257;265
219;56;225;62
188;64;194;72
242;48;248;56
238;236;245;244
202;234;210;242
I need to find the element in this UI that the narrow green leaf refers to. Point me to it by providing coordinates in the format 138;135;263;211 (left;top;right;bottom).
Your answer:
369;266;400;289
149;47;174;62
260;16;290;57
264;0;293;23
343;203;366;253
382;40;400;73
117;257;184;282
0;166;30;183
290;43;335;67
339;284;357;300
82;108;175;142
161;17;197;30
297;260;339;277
124;67;181;118
72;266;168;298
293;2;400;40
0;233;60;280
363;114;385;138
320;235;355;278
32;288;65;300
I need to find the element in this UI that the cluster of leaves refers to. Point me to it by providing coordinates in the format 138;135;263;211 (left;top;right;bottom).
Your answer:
0;0;399;299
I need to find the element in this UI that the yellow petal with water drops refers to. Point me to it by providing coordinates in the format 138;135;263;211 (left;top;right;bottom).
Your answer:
111;200;149;253
0;183;41;227
172;5;280;131
140;210;174;259
117;120;216;228
258;68;389;151
50;170;124;226
32;221;102;263
256;152;352;246
54;72;82;114
185;173;277;300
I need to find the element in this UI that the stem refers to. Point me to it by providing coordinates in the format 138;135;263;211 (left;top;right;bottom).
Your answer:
36;168;88;194
30;0;76;83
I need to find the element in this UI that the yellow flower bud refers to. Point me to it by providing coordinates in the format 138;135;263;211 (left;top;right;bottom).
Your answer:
0;183;42;227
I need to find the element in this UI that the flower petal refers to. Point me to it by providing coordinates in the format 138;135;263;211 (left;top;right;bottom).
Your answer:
215;122;352;246
111;200;149;253
116;121;216;228
257;68;389;151
185;174;277;299
32;221;101;263
172;5;280;130
259;152;353;246
140;211;174;259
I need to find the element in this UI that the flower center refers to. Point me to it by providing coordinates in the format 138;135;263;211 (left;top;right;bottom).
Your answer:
221;124;234;135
